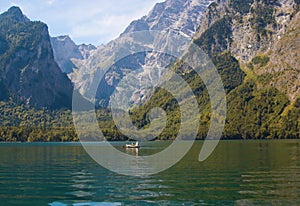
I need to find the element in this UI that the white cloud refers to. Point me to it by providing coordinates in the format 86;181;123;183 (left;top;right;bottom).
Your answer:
47;0;55;5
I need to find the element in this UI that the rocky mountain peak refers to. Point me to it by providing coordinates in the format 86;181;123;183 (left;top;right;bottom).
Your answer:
1;6;30;23
0;7;73;109
121;0;214;37
77;44;97;59
55;35;72;42
71;0;215;107
51;35;96;74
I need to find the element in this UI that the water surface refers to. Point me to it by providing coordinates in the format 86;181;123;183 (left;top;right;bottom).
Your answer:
0;140;299;205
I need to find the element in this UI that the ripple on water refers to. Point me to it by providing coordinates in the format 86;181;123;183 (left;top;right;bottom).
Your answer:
0;141;299;205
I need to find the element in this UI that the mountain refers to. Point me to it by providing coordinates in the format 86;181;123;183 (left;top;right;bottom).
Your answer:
195;0;300;102
70;0;214;107
0;1;299;142
0;7;73;109
121;0;214;37
51;35;96;74
129;0;300;139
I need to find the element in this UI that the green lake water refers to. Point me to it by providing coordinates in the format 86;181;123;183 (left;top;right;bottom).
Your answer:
0;140;299;205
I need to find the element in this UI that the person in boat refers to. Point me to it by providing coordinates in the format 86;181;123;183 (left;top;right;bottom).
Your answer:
130;141;139;146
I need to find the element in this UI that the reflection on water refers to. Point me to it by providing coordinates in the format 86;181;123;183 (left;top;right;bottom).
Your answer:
0;140;299;205
125;148;139;156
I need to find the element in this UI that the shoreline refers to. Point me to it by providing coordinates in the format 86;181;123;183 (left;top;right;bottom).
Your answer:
0;138;299;144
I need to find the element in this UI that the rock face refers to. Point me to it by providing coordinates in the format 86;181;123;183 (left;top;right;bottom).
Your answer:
195;0;300;101
268;10;300;101
51;35;96;74
77;44;97;59
132;0;300;139
71;0;214;107
191;0;299;138
0;7;73;109
122;0;214;37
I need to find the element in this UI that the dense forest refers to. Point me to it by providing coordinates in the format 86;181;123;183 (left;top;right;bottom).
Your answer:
0;80;299;142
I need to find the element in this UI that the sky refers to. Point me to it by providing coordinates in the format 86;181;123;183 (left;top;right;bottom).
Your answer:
0;0;163;46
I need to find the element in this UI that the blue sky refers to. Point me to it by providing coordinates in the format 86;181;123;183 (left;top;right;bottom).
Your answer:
0;0;163;46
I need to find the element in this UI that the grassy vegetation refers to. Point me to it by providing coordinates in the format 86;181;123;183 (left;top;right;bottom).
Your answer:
251;55;270;67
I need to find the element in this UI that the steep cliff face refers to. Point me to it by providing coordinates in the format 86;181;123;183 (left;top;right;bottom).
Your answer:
71;0;214;107
0;7;73;109
195;0;299;102
129;0;299;139
51;35;96;74
261;10;300;102
191;0;299;138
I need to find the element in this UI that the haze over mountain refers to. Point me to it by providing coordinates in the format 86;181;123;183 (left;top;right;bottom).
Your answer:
0;6;73;109
50;35;96;74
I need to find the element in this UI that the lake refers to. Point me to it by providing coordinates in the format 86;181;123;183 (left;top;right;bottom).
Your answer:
0;140;299;205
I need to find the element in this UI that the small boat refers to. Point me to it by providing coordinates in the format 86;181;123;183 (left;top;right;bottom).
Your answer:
125;141;140;149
